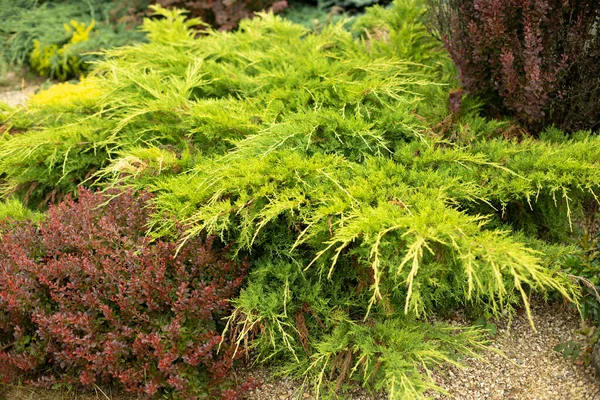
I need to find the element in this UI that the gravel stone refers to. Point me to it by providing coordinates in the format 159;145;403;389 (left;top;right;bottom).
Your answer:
427;301;600;400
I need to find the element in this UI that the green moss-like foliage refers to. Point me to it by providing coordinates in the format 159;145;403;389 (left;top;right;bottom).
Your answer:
0;1;598;398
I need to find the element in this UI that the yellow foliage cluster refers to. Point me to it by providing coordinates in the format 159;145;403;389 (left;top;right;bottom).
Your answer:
65;19;95;44
30;20;95;80
28;77;103;110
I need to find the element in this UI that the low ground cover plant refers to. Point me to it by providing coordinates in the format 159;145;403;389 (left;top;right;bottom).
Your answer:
1;0;599;398
552;205;600;367
563;205;600;324
0;189;250;398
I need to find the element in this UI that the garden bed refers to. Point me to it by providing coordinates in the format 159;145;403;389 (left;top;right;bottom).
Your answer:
1;1;600;399
3;300;597;399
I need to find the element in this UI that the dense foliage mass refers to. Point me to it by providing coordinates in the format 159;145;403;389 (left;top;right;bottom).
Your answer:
0;0;599;398
0;0;146;79
0;189;250;398
426;0;600;133
0;0;387;78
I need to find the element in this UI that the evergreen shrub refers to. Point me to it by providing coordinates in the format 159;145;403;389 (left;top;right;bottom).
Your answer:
27;78;103;111
281;1;347;29
0;198;44;227
0;1;599;398
30;20;97;81
426;0;600;133
0;188;251;398
0;1;441;205
318;0;385;10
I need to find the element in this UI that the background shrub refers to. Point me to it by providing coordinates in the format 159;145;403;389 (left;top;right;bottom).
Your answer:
281;0;390;30
317;0;385;9
426;0;600;133
0;0;146;79
0;188;250;398
152;0;289;30
29;19;97;80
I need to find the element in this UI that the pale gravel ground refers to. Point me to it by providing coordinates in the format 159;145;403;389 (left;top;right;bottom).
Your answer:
0;87;37;107
244;301;600;400
0;71;44;107
431;302;600;400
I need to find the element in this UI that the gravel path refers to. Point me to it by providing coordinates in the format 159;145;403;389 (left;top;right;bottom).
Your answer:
431;302;599;400
0;87;37;107
0;72;43;107
244;301;600;400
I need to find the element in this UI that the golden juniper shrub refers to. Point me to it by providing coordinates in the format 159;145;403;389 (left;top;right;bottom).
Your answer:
0;198;44;227
65;19;95;44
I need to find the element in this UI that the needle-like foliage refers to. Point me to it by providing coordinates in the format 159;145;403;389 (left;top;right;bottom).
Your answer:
0;1;598;398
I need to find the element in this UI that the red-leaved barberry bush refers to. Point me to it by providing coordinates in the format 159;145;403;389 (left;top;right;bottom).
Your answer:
427;0;600;133
0;189;251;398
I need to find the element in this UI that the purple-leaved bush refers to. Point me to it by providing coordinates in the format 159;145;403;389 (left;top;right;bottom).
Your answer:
428;0;600;133
0;189;252;398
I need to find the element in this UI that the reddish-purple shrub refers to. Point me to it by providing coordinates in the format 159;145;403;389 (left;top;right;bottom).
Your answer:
427;0;600;133
0;189;250;398
153;0;288;30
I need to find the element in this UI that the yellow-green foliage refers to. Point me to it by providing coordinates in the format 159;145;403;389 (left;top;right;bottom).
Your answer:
30;20;95;80
0;1;443;204
0;198;44;226
0;1;598;398
28;77;103;111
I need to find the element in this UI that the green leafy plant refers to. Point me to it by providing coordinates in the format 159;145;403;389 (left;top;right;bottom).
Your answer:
0;1;597;398
553;325;600;367
561;205;600;324
554;340;582;360
553;195;600;369
474;316;498;337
